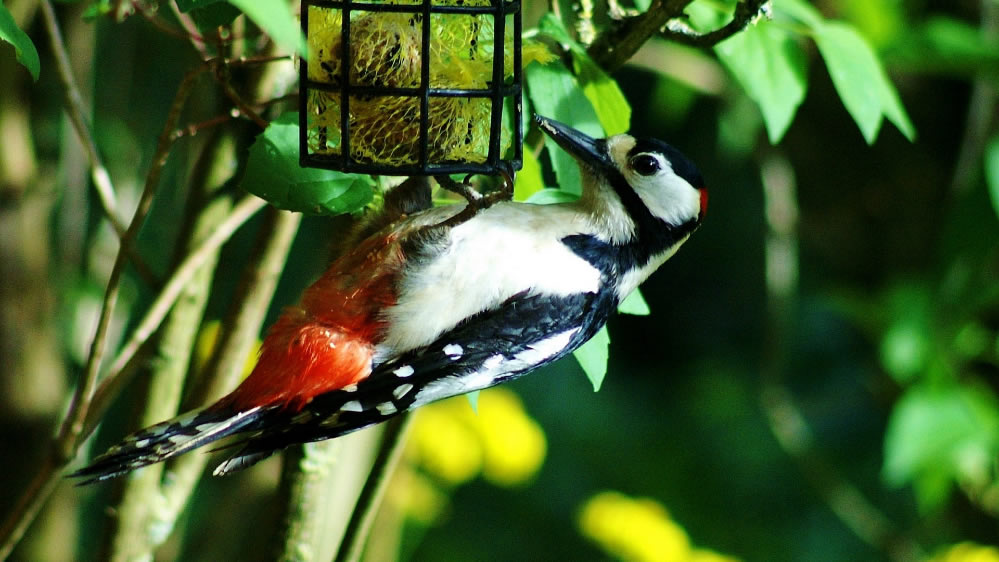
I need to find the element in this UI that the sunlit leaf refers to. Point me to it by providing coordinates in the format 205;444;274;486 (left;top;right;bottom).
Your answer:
574;326;610;392
573;51;631;136
774;0;825;29
814;22;916;143
618;289;651;316
883;384;999;510
715;19;807;143
0;2;40;81
839;0;904;48
525;61;601;196
228;0;307;56
514;149;545;202
684;0;735;32
243;112;374;215
985;135;999;221
178;0;306;56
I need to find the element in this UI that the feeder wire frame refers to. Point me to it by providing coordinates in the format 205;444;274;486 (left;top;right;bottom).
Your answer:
299;0;524;177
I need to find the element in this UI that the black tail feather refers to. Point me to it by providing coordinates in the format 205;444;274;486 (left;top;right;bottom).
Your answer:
71;406;272;484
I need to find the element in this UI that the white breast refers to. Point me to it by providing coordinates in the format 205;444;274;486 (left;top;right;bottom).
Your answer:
377;202;602;355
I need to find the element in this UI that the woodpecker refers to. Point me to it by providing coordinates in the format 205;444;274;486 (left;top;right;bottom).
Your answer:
74;115;707;483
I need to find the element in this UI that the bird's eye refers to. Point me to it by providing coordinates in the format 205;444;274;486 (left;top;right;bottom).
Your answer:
630;154;660;176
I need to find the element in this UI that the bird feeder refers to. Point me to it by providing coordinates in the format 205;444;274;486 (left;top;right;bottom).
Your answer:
300;0;523;176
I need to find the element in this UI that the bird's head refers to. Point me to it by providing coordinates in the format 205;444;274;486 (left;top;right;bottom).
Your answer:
535;115;707;246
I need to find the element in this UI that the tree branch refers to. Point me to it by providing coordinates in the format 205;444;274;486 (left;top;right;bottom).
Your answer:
659;0;770;47
39;0;160;287
587;0;695;72
587;0;771;72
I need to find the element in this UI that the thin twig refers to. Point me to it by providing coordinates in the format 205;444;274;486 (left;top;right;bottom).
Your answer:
587;0;770;72
168;0;209;59
215;68;270;129
54;63;207;462
105;195;266;379
135;1;193;44
659;0;770;47
334;414;413;562
106;138;239;558
150;209;301;549
39;0;160;287
0;62;208;562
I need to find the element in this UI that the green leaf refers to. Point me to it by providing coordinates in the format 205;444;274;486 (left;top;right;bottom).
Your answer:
715;20;807;143
243;112;374;215
573;51;631;136
814;21;915;143
537;13;575;47
465;390;480;413
514;149;545;202
773;0;825;29
228;0;306;57
525;188;579;205
179;0;305;56
684;0;737;32
574;326;610;392
878;283;931;384
175;0;224;12
618;289;650;316
525;61;601;195
883;384;999;510
984;135;999;221
0;2;40;81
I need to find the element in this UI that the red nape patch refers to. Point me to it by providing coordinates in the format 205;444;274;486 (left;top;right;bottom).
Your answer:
699;188;709;220
222;312;375;411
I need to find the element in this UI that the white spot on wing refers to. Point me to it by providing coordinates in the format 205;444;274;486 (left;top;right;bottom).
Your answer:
134;438;150;448
393;365;415;378
376;402;398;415
341;400;363;412
443;343;463;358
392;383;413;399
342;383;358;392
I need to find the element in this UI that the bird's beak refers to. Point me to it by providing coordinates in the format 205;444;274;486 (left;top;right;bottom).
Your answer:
534;115;612;170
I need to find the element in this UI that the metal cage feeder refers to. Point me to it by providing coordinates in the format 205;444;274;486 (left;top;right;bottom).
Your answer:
300;0;523;176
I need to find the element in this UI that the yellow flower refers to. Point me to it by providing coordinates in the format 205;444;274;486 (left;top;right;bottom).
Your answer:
578;491;739;562
406;387;547;487
474;389;547;486
929;543;999;562
407;404;484;485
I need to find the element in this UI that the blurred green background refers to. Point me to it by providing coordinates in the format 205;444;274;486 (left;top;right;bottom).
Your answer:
2;0;998;560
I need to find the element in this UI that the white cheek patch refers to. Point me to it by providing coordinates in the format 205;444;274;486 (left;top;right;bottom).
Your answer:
630;170;701;227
